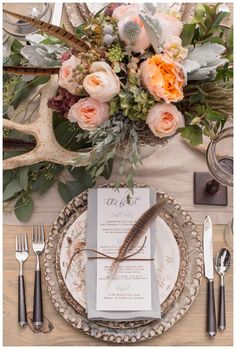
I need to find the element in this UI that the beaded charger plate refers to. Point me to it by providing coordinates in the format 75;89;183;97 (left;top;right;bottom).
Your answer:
44;184;203;343
57;211;181;329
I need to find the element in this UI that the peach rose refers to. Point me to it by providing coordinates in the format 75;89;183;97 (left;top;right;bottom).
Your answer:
140;54;185;103
157;13;183;45
163;36;188;62
68;97;109;130
83;62;120;103
112;4;140;20
118;15;150;53
146;103;184;138
58;55;80;95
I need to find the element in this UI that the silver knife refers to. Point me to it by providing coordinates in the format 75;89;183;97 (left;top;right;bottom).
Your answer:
203;216;217;338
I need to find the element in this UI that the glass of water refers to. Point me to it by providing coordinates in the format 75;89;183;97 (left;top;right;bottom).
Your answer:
206;127;233;187
3;3;51;40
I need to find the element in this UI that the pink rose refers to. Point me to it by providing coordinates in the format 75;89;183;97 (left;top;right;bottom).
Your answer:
83;62;120;103
163;36;188;62
118;15;150;53
112;4;140;20
157;13;183;45
58;55;80;95
68;97;109;131
146;103;184;138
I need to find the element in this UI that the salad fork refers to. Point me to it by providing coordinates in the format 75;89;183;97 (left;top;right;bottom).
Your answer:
32;223;45;329
16;233;28;327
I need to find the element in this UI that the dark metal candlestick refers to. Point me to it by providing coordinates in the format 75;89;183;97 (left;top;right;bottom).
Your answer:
194;172;227;206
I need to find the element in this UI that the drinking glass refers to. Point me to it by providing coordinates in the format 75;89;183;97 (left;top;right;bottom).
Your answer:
206;127;233;187
3;3;51;40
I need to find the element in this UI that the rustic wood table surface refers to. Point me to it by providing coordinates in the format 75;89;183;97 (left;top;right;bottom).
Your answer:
3;224;233;346
3;3;233;347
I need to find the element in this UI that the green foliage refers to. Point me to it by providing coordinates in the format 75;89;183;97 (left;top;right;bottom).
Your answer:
17;167;29;191
14;196;33;222
181;125;203;146
3;179;23;201
181;23;196;46
114;86;155;121
191;4;231;44
106;44;125;62
40;35;64;45
11;39;24;54
206;108;225;121
11;80;30;109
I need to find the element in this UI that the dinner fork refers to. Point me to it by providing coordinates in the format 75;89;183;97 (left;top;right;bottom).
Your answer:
16;233;28;327
32;223;45;329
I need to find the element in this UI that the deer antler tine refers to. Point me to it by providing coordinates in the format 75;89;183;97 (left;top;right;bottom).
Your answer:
3;75;100;170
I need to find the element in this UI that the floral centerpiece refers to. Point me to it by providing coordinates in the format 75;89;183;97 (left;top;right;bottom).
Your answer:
3;3;233;221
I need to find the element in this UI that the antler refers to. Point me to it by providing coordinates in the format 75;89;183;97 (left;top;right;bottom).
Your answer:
3;75;96;170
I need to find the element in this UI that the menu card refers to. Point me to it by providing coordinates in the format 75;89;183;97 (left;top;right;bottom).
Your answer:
96;188;152;311
85;187;161;321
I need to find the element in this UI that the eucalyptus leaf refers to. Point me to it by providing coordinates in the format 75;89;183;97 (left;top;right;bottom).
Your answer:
58;181;72;203
38;174;54;194
30;76;50;86
66;181;88;197
14;196;33;222
11;39;23;54
101;159;114;180
3;170;16;190
12;80;30;109
17;166;29;191
3;179;23;201
54;122;79;147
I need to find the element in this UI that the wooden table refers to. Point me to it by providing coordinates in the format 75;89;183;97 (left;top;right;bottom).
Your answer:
3;224;233;346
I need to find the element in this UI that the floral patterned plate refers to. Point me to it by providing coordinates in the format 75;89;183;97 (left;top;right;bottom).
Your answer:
59;211;180;311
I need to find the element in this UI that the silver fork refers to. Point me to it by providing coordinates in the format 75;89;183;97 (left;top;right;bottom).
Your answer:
16;233;28;327
32;223;45;329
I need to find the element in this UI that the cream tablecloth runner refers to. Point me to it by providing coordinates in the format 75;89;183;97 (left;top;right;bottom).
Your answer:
3;134;233;226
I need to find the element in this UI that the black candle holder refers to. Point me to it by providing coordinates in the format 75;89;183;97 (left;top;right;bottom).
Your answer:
194;172;227;206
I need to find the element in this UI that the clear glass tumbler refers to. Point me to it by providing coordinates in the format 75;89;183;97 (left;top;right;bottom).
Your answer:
206;127;233;187
3;3;51;40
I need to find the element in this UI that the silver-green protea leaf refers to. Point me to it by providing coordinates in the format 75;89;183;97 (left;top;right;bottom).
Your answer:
122;20;141;43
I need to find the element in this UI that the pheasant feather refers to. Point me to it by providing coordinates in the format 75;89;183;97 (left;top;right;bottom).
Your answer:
3;66;60;76
110;198;167;280
3;9;88;52
3;137;36;152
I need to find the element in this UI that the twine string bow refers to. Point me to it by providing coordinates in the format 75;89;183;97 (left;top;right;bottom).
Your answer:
65;237;154;278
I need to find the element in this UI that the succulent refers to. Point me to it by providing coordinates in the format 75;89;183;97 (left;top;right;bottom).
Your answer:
103;34;114;46
122;20;141;43
106;44;125;62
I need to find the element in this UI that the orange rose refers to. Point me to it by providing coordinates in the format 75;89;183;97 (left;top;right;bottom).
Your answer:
146;103;184;138
68;97;109;131
140;54;185;103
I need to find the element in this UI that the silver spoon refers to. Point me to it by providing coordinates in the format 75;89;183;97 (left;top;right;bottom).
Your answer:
215;248;231;331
